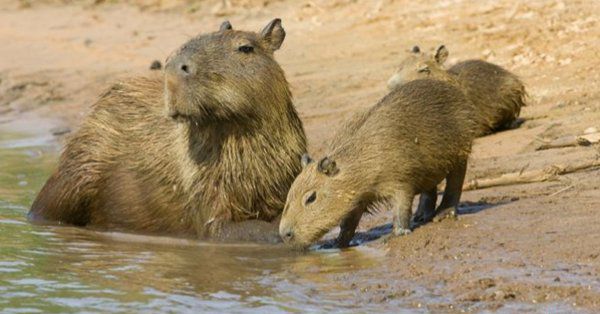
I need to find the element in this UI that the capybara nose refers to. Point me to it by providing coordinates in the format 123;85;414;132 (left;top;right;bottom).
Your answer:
280;227;294;243
178;63;192;76
165;56;194;78
167;108;181;120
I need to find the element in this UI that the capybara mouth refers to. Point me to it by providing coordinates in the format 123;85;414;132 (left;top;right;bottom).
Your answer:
164;76;186;121
281;232;313;250
168;109;190;123
286;228;332;251
286;240;313;251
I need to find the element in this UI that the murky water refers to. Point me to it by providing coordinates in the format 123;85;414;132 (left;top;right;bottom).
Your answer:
0;131;402;313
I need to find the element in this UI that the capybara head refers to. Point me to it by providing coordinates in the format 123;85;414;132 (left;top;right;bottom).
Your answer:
279;154;354;249
164;19;289;122
387;45;449;90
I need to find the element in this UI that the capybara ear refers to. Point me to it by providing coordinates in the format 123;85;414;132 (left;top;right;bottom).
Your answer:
434;45;449;64
301;154;313;168
411;45;421;53
219;20;233;31
260;18;286;51
317;157;339;176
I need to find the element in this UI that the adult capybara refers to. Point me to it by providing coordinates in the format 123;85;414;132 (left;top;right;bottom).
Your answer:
387;45;527;135
29;19;307;242
279;79;477;249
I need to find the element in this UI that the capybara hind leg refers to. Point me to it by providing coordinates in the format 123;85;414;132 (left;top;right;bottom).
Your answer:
335;208;364;248
29;171;91;226
390;189;415;236
435;158;467;221
413;187;438;225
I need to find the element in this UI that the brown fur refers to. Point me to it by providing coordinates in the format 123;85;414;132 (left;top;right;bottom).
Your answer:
387;45;527;135
279;79;477;249
29;19;307;242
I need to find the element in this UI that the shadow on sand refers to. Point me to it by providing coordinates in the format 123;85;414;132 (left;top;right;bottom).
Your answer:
315;197;518;250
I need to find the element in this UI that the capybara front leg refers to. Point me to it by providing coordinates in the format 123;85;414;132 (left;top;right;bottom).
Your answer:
435;158;467;221
413;187;438;225
391;189;415;236
335;208;364;248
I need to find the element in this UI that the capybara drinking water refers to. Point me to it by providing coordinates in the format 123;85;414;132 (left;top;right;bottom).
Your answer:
29;19;307;242
279;79;477;249
387;45;527;135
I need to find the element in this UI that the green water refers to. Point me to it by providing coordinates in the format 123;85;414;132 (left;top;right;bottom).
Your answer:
0;132;404;313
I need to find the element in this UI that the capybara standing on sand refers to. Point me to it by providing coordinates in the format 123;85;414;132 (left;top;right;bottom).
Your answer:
279;79;477;249
387;45;527;135
29;19;307;242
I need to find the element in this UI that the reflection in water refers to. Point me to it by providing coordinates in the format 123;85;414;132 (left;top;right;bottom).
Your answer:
0;132;392;313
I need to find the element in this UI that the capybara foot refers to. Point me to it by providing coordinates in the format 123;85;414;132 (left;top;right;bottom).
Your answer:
412;210;434;225
379;228;411;244
334;238;351;249
393;227;412;236
433;206;458;223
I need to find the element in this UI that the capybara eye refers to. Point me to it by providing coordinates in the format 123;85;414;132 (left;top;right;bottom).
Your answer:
417;66;430;74
305;191;317;206
238;45;254;53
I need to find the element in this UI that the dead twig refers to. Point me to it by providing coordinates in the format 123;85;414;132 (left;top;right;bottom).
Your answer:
548;185;575;197
535;133;600;151
464;159;600;191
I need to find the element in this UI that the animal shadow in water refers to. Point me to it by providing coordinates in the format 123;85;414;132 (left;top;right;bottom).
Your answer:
314;197;517;250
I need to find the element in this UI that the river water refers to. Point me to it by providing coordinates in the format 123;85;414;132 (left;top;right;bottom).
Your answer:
0;130;407;313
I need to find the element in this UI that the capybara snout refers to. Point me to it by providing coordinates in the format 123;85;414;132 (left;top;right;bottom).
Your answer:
164;54;194;78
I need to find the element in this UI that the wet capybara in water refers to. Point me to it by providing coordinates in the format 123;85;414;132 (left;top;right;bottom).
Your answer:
279;79;477;249
387;45;527;135
29;19;307;242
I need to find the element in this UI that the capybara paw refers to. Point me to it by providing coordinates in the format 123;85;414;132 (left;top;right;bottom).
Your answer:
413;212;434;225
433;206;458;223
333;239;351;249
379;228;411;244
393;227;412;236
413;211;425;223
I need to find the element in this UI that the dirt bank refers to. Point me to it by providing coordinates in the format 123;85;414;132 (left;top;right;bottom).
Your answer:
1;0;599;311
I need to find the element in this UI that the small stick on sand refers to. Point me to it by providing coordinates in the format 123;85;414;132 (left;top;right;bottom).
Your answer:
548;185;575;197
535;133;600;151
464;159;600;191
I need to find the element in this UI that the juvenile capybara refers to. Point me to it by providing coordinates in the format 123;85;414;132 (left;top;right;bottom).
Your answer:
387;45;527;135
29;19;307;242
279;79;477;249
